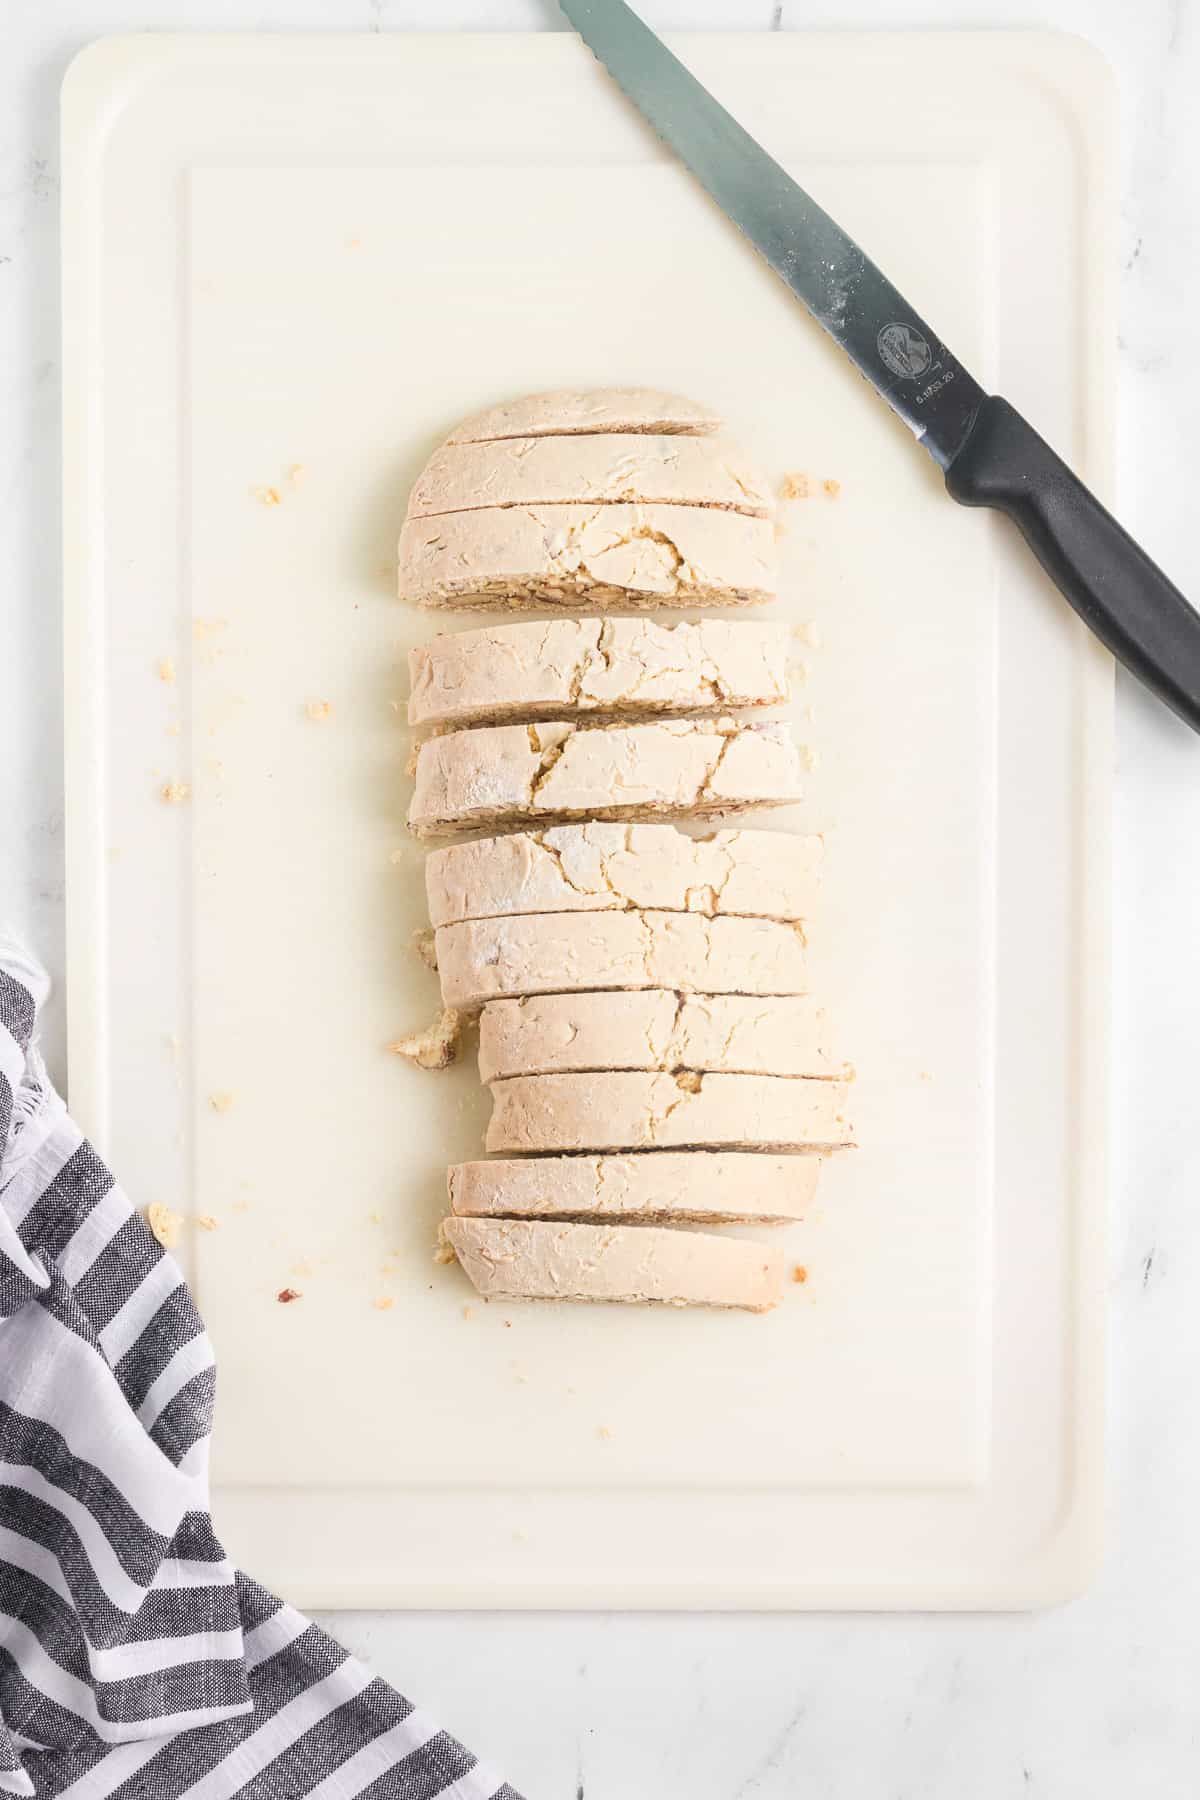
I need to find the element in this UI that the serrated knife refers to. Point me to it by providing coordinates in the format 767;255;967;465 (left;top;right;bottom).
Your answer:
558;0;1200;734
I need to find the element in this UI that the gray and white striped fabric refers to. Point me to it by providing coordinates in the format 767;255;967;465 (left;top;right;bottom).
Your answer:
0;946;522;1800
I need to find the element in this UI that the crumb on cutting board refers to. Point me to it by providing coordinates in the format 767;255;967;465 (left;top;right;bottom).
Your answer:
250;484;283;507
792;1265;809;1285
462;1306;473;1321
411;928;438;971
156;657;176;684
232;1200;252;1214
146;1203;182;1249
277;1287;302;1304
597;1425;614;1441
388;1008;462;1071
287;463;306;488
159;781;190;806
372;1296;394;1312
823;478;842;499
779;472;809;500
305;698;334;723
196;1214;219;1232
208;1091;235;1115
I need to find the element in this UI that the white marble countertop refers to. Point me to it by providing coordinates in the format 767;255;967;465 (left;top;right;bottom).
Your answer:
3;2;1199;1795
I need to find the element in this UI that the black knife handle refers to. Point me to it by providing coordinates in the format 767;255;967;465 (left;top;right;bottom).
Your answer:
945;395;1200;734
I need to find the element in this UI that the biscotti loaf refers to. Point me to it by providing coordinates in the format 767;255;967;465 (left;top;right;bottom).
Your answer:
408;618;789;729
477;990;833;1082
425;824;821;928
436;911;807;1010
485;1071;853;1154
448;1152;821;1224
408;717;803;836
443;1215;784;1312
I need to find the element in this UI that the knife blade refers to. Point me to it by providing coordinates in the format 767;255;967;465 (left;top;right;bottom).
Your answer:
558;0;1200;735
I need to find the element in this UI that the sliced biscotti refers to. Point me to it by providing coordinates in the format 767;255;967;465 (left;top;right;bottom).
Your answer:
398;502;777;611
425;824;821;928
408;717;802;837
443;1216;784;1312
408;618;789;729
449;1152;822;1224
477;991;834;1082
447;387;721;444
436;912;807;1010
409;433;770;520
485;1072;853;1154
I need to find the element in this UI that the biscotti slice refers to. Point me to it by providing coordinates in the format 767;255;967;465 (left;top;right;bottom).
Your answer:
447;388;721;444
425;824;822;929
408;618;789;729
486;1072;853;1154
478;991;834;1082
449;1152;821;1224
398;502;776;611
443;1216;783;1312
408;433;771;519
437;912;807;1010
408;717;802;837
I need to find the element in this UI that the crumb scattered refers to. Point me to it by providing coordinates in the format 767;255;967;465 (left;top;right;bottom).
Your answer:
433;1239;457;1266
597;1425;613;1441
208;1091;235;1114
291;1258;314;1277
156;657;176;684
389;1008;462;1071
159;781;190;805
779;472;809;500
823;478;841;499
503;1319;513;1330
372;1295;394;1312
305;698;334;723
792;1265;809;1285
287;463;306;488
146;1203;182;1248
232;1199;252;1214
800;745;821;772
411;928;438;972
346;236;362;249
773;520;788;540
369;1210;382;1225
250;484;282;507
276;1287;302;1304
196;1214;219;1232
918;1070;932;1082
793;621;822;649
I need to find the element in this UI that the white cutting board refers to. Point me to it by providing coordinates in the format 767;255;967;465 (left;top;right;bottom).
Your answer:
61;32;1113;1609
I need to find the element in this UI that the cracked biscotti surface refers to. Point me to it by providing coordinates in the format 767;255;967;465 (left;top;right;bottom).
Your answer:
485;1071;853;1154
436;910;808;1010
408;716;803;836
399;502;777;611
424;823;821;928
408;617;789;729
448;1151;822;1224
443;1215;785;1312
477;990;834;1082
446;387;722;443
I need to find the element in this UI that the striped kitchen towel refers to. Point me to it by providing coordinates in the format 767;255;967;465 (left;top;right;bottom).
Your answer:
0;945;522;1800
